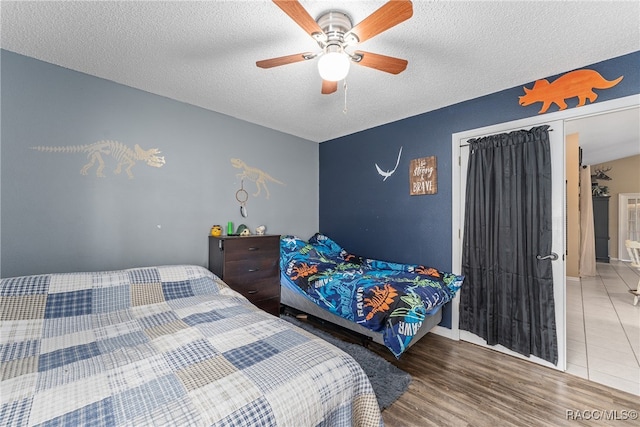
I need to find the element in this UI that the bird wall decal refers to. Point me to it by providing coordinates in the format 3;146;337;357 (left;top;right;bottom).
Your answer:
375;146;402;181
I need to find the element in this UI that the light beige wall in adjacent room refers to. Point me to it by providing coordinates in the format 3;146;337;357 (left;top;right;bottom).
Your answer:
566;133;580;278
592;154;640;259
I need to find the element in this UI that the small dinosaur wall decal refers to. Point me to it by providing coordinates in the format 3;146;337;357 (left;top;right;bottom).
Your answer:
375;146;403;181
31;140;165;178
519;69;623;114
230;158;285;199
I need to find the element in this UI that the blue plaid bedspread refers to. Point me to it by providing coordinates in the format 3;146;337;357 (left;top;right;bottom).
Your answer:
1;265;382;426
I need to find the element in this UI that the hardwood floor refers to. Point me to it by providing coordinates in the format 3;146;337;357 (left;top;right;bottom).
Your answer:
304;320;638;426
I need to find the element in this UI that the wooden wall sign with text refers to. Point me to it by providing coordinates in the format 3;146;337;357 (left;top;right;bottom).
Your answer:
410;156;437;195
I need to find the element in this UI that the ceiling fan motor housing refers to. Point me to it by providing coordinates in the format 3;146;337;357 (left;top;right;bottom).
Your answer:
316;11;355;48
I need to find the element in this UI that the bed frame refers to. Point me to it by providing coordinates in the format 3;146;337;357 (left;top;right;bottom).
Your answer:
280;280;442;352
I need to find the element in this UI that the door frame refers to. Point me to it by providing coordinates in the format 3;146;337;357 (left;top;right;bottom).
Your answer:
449;94;640;371
453;118;566;371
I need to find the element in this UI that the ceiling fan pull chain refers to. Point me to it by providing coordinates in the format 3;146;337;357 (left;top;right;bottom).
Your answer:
343;79;348;114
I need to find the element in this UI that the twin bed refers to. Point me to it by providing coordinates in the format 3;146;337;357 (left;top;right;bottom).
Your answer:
280;234;464;358
1;234;463;425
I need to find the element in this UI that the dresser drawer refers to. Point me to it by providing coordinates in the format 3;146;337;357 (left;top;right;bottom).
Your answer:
223;257;279;283
232;277;280;304
223;237;279;262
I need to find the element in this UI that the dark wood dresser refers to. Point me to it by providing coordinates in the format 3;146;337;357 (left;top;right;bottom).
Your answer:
208;235;281;315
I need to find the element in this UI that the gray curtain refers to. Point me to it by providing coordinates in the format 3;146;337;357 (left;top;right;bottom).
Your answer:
460;125;558;365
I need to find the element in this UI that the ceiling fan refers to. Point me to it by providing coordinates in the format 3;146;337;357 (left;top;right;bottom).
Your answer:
256;0;413;94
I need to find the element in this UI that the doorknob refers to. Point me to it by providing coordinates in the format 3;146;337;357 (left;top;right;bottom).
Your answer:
536;253;559;261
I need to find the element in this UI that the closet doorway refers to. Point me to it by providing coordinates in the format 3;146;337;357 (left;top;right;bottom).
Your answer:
453;119;565;371
451;94;640;373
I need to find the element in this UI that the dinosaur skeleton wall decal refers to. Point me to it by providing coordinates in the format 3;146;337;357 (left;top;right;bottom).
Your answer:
31;140;165;178
230;158;285;199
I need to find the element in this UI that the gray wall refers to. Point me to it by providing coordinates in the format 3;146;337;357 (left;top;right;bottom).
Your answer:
1;50;319;277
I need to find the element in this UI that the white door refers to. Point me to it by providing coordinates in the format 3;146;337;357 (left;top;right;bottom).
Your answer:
619;193;640;261
452;119;566;371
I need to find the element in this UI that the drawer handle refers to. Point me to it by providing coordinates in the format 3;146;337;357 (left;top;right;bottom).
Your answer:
248;268;260;272
247;290;258;294
248;247;260;251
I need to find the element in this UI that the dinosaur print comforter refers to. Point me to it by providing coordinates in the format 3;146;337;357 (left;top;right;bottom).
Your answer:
280;234;464;357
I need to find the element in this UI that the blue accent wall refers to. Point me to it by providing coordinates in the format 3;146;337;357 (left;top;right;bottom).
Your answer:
320;51;640;327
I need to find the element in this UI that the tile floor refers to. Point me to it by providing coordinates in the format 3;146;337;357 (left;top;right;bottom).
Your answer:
566;260;640;395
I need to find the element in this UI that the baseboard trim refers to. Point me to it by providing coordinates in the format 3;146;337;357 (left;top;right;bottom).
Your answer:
431;325;459;341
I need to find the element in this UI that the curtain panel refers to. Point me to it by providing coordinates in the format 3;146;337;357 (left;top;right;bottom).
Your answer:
579;165;597;277
460;125;558;365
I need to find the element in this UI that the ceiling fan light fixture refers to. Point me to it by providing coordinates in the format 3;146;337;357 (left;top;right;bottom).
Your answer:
318;46;350;82
258;1;413;94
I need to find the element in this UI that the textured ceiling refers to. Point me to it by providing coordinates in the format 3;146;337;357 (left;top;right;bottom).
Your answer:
1;1;639;144
565;106;639;165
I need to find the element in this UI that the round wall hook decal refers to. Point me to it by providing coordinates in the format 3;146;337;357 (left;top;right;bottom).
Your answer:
236;180;249;217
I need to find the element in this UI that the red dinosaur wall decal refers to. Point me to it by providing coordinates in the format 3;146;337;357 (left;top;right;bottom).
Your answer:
519;69;623;114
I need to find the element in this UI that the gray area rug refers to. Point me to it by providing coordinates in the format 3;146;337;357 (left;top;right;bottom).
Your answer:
282;315;411;410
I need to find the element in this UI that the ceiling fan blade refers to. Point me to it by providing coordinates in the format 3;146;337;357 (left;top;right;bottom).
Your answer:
321;80;338;95
354;51;408;74
256;52;311;69
273;0;324;38
347;0;413;44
